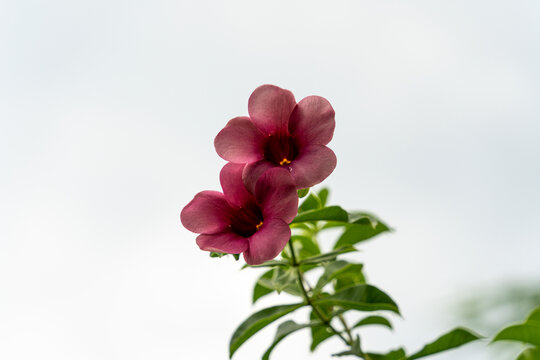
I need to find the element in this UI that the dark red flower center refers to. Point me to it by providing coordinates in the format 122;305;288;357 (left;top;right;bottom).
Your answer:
229;202;264;237
264;134;298;166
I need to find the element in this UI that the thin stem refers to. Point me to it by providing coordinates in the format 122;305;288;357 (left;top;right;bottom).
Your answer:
338;314;354;344
287;241;351;346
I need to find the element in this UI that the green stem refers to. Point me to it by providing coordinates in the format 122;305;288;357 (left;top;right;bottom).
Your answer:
338;314;354;344
287;240;351;346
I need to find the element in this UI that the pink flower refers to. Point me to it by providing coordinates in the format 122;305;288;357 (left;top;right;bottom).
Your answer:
180;163;298;265
214;84;337;191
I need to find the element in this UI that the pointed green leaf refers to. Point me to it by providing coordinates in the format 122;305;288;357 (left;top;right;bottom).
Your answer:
314;284;399;314
292;206;349;224
493;323;540;347
257;267;301;296
323;211;386;228
313;260;364;295
253;267;304;303
310;324;334;351
352;315;393;330
310;325;335;351
527;306;540;324
229;303;303;358
334;263;366;292
210;252;227;258
299;193;322;212
334;217;390;249
318;188;329;206
262;320;317;360
332;350;354;357
243;259;291;268
366;348;406;360
516;347;540;360
408;328;482;360
310;304;336;351
332;336;363;357
299;247;357;265
253;270;275;303
285;235;321;260
298;188;310;198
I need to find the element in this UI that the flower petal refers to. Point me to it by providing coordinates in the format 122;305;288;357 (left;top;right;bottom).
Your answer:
214;117;266;163
254;168;298;223
196;231;249;254
248;85;297;135
243;218;291;265
180;191;232;234
242;159;276;194
219;162;254;208
289;96;335;147
290;145;337;189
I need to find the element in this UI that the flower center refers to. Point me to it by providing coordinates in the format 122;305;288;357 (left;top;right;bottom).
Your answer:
279;158;291;166
264;134;298;167
229;202;264;237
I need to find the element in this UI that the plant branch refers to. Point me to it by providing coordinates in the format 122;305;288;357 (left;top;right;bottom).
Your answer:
287;240;351;346
338;314;354;344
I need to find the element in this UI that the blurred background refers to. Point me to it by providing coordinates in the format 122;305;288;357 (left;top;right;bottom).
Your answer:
1;0;539;359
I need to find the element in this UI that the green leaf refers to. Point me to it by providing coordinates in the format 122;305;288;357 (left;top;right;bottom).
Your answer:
262;320;317;360
253;270;275;304
298;188;310;198
299;247;357;265
493;323;540;347
332;335;363;357
257;267;301;296
407;327;482;360
313;260;364;295
366;348;406;360
310;325;334;351
285;235;321;260
516;347;540;360
334;217;390;249
333;263;366;292
289;222;314;231
292;206;349;224
243;259;291;268
527;306;540;324
318;188;329;206
229;303;304;358
210;252;241;260
210;252;227;258
323;211;385;228
310;304;336;352
314;284;400;314
352;315;393;330
299;193;322;212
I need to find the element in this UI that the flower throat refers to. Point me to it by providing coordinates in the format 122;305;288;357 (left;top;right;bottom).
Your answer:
264;134;298;167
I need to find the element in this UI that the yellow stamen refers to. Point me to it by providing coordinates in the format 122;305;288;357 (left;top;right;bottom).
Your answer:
279;158;291;166
255;221;263;230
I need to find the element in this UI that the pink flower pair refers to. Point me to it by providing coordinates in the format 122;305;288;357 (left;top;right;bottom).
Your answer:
181;85;336;264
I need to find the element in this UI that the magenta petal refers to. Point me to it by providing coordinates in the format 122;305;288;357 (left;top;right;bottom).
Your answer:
254;168;298;223
248;85;297;135
180;191;232;234
220;163;254;208
214;117;266;163
242;160;276;194
196;231;249;254
289;96;335;147
243;218;291;265
290;145;337;189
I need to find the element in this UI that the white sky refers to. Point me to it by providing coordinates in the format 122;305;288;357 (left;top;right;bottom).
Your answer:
1;1;539;359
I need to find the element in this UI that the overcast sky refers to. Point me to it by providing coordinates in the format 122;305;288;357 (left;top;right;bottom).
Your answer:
1;1;539;359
